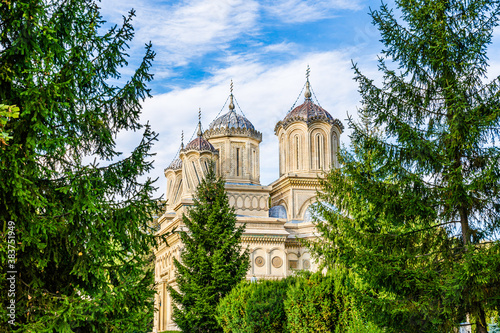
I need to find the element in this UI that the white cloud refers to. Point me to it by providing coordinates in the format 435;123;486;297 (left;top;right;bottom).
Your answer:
127;0;260;67
263;0;362;24
261;41;299;54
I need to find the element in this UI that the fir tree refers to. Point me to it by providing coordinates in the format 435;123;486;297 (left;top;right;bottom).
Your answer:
0;104;19;145
169;165;249;332
0;1;161;331
310;1;500;332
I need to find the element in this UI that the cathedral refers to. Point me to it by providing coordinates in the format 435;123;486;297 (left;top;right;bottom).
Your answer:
153;69;344;332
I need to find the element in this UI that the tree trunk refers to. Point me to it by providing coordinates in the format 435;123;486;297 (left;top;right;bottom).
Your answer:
473;302;488;333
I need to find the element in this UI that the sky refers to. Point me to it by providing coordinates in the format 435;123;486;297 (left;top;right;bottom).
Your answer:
98;0;500;198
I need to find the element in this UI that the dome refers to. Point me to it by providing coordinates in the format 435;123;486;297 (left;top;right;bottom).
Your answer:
165;158;182;171
275;99;344;133
209;110;255;131
286;99;333;123
204;92;262;141
275;74;344;133
184;136;217;152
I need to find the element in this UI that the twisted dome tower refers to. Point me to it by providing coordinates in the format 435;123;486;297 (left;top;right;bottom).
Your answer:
164;137;183;211
205;81;262;184
179;109;218;198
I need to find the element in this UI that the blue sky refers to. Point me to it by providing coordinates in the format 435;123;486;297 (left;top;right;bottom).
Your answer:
98;0;500;197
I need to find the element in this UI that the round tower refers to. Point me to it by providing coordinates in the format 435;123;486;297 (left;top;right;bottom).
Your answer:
204;81;262;185
164;152;183;211
274;67;343;176
180;110;218;198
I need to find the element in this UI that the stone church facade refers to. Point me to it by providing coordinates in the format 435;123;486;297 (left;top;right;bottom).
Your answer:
153;73;343;332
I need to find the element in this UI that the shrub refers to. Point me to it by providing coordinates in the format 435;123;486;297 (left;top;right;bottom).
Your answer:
217;278;295;333
245;279;291;333
285;272;344;333
216;281;253;333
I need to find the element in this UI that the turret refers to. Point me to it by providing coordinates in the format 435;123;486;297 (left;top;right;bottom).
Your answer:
205;81;262;185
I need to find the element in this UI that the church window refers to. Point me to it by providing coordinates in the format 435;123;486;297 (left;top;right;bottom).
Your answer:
316;133;324;169
252;149;256;178
332;133;338;166
295;135;300;170
236;148;240;176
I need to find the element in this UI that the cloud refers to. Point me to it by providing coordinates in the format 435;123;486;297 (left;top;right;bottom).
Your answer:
263;0;362;24
128;0;260;67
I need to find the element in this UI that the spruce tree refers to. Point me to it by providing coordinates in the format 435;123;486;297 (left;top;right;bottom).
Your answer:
310;1;500;332
169;165;249;332
0;1;160;331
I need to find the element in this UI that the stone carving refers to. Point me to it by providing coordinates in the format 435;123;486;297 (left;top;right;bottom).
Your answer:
303;260;310;270
272;256;283;268
255;256;265;267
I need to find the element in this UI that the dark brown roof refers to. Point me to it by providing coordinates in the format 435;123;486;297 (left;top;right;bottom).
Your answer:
275;99;344;133
184;137;216;152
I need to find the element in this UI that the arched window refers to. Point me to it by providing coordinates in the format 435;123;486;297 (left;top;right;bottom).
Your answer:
315;133;324;169
236;147;240;176
174;180;182;202
295;135;300;170
252;149;256;178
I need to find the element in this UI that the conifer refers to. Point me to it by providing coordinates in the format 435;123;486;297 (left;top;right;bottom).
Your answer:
311;1;500;332
0;1;160;331
169;165;249;332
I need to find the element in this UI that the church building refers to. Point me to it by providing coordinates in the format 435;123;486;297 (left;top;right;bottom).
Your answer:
153;69;344;332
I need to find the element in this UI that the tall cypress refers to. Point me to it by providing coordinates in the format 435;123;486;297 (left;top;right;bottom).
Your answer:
169;166;249;332
310;1;500;332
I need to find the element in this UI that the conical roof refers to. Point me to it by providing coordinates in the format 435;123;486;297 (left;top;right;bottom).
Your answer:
184;136;216;152
183;109;217;152
165;157;182;171
204;82;262;141
275;69;343;133
208;110;255;131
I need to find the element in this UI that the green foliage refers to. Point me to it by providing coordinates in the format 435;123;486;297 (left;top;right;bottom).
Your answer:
245;279;292;333
217;274;355;333
285;272;344;333
0;0;160;332
169;166;249;332
216;281;253;332
0;104;19;145
216;278;292;333
309;1;500;332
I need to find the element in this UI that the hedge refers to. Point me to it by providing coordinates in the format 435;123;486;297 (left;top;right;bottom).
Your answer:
216;273;348;333
285;272;344;333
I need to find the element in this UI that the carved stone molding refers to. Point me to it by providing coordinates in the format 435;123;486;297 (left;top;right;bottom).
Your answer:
255;256;265;267
272;256;283;268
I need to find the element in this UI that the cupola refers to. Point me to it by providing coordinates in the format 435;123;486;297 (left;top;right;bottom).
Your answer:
275;66;343;176
205;81;262;185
